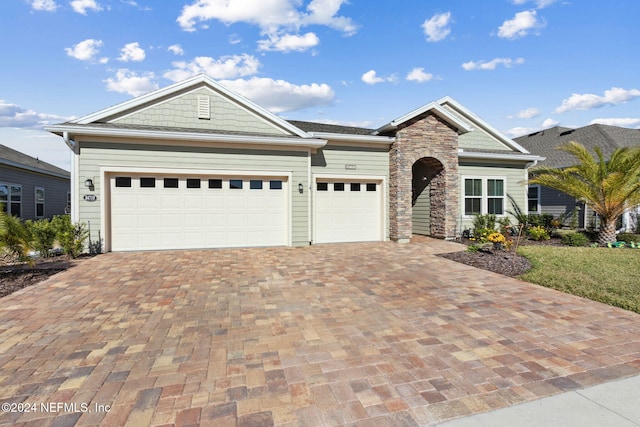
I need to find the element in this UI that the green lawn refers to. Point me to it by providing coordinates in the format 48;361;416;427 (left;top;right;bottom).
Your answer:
517;246;640;314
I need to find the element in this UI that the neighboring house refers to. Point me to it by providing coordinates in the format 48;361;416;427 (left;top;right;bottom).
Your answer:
0;144;70;220
515;124;640;231
46;74;542;252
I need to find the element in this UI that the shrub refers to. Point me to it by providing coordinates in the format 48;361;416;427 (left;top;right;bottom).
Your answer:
528;225;550;241
527;213;555;231
0;212;33;263
25;219;57;258
561;232;590;247
617;233;640;244
471;214;497;242
466;244;481;252
51;215;89;258
487;232;505;244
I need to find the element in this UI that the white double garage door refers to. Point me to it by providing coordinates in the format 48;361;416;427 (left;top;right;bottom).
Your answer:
108;172;383;251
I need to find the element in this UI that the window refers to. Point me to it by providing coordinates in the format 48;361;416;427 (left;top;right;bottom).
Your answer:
66;191;71;214
350;183;361;192
334;183;345;191
164;178;179;188
35;187;45;218
528;185;540;213
464;177;505;216
316;182;328;191
0;184;21;217
366;183;377;192
140;177;156;188
269;180;283;190
230;179;243;189
208;179;222;189
186;178;201;189
115;177;131;187
250;180;263;190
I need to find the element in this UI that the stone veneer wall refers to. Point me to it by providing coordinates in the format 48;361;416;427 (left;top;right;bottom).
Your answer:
389;113;459;241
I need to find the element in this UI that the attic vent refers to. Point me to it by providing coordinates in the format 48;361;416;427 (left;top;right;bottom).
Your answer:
197;95;210;120
560;129;575;136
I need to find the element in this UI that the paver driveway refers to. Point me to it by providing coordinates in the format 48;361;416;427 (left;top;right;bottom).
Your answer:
1;238;639;426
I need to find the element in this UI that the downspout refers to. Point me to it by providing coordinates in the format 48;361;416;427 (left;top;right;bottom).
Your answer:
63;132;80;223
308;149;312;245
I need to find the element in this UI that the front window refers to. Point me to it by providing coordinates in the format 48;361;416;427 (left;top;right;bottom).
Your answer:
35;187;45;218
1;184;22;217
463;177;505;216
528;185;540;213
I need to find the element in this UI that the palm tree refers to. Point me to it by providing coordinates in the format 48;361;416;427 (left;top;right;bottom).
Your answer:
529;141;640;245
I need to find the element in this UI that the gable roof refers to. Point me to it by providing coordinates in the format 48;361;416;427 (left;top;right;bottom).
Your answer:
514;124;640;168
0;144;70;179
375;100;472;135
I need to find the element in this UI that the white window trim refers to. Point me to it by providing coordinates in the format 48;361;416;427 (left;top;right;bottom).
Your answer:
0;183;22;217
35;186;45;218
461;176;507;218
528;184;541;214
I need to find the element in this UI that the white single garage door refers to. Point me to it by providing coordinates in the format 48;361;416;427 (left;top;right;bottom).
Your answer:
109;174;288;251
314;178;383;244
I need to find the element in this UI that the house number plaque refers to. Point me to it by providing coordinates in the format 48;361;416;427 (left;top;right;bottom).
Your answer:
83;194;97;202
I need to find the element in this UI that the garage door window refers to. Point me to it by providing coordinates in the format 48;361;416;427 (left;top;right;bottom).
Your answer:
164;178;179;188
250;180;263;190
187;178;201;189
366;183;377;191
208;179;222;189
350;183;361;191
270;180;282;190
115;177;132;187
140;177;155;188
317;182;328;191
334;183;345;191
230;179;243;189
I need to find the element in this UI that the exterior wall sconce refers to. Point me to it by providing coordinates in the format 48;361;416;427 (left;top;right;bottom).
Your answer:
84;178;94;191
298;183;304;194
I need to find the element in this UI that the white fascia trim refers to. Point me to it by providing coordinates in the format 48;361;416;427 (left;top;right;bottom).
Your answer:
459;151;545;162
45;125;327;149
306;132;395;146
375;102;472;135
437;96;532;154
0;159;70;180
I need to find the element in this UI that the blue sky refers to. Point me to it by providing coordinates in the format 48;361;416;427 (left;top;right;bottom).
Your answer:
2;0;639;171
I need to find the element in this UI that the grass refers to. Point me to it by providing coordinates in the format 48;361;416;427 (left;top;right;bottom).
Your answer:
517;246;640;314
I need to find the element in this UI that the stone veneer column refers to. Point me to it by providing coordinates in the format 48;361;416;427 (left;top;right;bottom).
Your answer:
389;114;460;241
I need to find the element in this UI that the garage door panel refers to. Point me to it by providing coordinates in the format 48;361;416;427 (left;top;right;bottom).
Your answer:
110;174;288;251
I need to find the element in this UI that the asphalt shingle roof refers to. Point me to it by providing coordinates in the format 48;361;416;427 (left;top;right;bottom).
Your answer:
514;124;640;168
287;120;375;136
0;144;70;177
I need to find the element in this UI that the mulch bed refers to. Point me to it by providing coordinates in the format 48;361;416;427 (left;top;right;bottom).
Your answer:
0;256;80;298
438;237;564;277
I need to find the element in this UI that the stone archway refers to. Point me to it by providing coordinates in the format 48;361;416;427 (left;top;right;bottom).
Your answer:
412;157;446;237
388;113;460;241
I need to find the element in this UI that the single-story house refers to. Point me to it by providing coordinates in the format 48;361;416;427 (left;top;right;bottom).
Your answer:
46;74;543;252
515;124;640;231
0;144;70;220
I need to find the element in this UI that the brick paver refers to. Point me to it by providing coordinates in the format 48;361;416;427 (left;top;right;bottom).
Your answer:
0;237;639;426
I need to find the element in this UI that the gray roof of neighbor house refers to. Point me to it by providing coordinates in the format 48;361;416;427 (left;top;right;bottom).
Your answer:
288;120;375;136
514;124;640;169
0;144;70;179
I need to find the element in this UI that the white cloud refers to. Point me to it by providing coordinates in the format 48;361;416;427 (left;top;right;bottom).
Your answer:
512;0;558;8
163;54;261;82
590;117;640;128
65;38;103;61
498;10;545;39
29;0;58;11
422;12;452;42
505;126;536;138
510;107;540;119
541;118;559;128
118;42;146;62
258;32;320;53
361;70;396;85
219;77;335;113
70;0;103;14
406;68;435;83
0;100;69;128
168;44;184;55
104;69;158;97
176;0;358;38
462;57;525;71
555;87;640;113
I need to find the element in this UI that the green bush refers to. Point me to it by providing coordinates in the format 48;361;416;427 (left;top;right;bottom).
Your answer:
527;213;555;231
528;225;550;241
471;214;497;242
26;219;57;258
51;215;88;258
561;232;590;247
0;212;33;263
617;233;640;244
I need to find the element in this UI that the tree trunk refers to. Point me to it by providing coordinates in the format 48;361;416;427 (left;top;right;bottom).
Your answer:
597;218;617;246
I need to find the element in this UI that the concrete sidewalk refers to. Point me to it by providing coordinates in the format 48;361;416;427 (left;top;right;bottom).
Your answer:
438;375;640;426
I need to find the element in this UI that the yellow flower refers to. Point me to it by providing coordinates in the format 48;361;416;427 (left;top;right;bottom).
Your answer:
487;232;505;243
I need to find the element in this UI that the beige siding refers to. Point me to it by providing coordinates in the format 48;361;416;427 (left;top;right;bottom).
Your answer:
412;183;430;235
311;144;390;239
113;87;290;136
458;163;529;232
78;141;309;247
